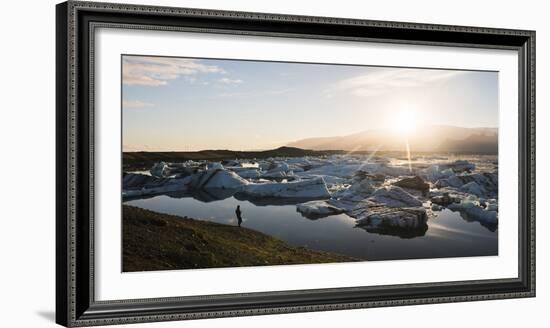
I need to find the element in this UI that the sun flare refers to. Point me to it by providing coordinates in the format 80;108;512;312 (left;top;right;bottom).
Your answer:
391;108;417;137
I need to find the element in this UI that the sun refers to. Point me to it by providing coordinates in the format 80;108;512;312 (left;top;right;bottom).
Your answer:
391;108;417;137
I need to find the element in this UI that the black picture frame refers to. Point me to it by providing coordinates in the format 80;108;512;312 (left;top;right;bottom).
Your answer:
56;1;536;326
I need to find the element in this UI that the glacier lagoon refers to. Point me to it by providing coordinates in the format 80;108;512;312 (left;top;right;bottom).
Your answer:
123;152;498;261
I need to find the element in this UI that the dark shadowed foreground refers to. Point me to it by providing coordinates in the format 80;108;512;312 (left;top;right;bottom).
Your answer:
123;205;356;272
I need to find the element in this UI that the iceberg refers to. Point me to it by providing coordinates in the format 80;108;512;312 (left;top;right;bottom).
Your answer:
122;173;190;199
435;171;498;197
332;176;375;202
299;163;362;179
228;167;261;179
296;200;345;219
440;160;476;173
421;165;455;183
187;168;249;190
355;206;428;238
206;162;224;170
240;177;330;199
150;161;197;178
448;199;498;224
460;181;484;196
368;186;423;208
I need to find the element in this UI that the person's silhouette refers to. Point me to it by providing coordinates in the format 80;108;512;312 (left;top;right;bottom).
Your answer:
235;205;243;227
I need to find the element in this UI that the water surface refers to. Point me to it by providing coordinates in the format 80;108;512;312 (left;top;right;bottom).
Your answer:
125;194;497;261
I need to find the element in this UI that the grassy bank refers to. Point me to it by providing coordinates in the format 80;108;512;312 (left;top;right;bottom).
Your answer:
123;205;357;272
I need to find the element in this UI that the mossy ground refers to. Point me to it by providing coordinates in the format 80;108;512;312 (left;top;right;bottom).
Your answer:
123;205;357;272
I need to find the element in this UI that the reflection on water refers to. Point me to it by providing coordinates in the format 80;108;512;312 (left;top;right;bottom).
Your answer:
356;221;429;239
125;194;497;261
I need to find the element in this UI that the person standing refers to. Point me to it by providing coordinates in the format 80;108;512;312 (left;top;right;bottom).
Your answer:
235;205;243;227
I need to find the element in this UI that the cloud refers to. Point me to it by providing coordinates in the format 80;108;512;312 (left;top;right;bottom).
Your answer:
217;87;292;98
122;99;154;108
335;68;465;97
218;77;243;85
217;91;248;98
123;56;225;86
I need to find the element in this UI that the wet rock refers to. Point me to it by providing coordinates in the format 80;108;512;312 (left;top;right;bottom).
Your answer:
392;175;430;192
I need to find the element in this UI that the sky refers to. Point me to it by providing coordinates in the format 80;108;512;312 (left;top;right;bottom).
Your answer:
122;55;498;152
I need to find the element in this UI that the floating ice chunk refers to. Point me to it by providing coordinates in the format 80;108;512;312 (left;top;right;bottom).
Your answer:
187;168;249;190
430;192;459;206
261;170;291;179
150;162;170;178
460;181;484;196
230;168;261;179
207;162;224;170
485;198;498;211
150;161;196;178
312;175;346;187
355;206;428;238
296;200;345;219
286;157;312;168
368;186;423;208
122;173;190;198
266;162;290;174
349;178;375;195
442;168;455;176
370;164;412;177
392;176;430;192
241;177;330;199
435;171;498;197
301;163;362;179
421;165;454;182
333;178;375;202
441;160;476;173
448;201;498;224
435;175;464;189
123;173;164;190
260;162;294;179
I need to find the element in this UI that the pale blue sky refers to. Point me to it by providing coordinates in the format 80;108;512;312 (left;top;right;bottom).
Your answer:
122;55;498;151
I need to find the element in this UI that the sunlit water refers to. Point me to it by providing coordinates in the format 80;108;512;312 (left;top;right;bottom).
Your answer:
125;194;497;261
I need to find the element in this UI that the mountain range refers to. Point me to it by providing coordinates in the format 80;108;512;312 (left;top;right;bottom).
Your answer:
287;125;498;154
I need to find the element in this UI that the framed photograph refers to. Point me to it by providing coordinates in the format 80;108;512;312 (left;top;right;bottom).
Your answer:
56;1;535;326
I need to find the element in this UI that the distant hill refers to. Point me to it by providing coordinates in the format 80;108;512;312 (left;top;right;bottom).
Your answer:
436;133;498;153
287;125;497;154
